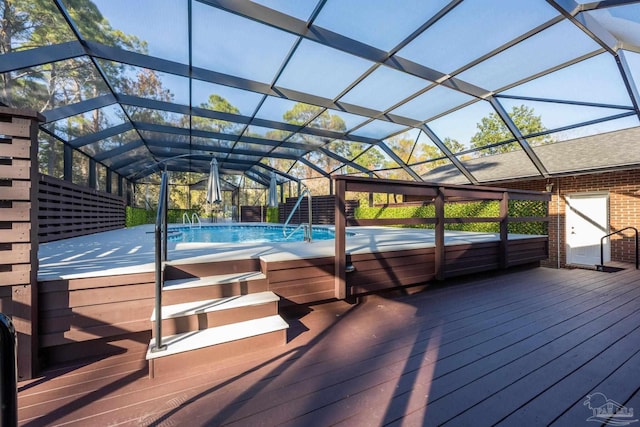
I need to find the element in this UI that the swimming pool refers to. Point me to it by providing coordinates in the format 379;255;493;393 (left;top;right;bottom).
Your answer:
169;224;345;243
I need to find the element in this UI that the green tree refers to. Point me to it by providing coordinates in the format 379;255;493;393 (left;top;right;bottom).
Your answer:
442;137;466;154
188;94;242;133
1;0;144;109
168;93;246;209
283;103;324;125
278;105;365;171
1;0;151;180
470;105;553;155
289;106;347;171
385;133;467;177
261;102;386;195
385;135;415;164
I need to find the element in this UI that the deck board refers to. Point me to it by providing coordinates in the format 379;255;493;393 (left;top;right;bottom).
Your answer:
19;264;640;426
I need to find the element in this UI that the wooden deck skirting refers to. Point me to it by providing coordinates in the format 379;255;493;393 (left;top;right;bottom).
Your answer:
19;264;640;426
333;175;551;300
38;272;155;367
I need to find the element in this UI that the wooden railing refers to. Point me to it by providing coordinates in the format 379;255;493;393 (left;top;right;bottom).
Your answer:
278;195;359;225
333;176;551;300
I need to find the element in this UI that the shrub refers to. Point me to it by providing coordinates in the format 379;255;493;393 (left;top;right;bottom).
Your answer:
125;207;202;227
266;207;279;223
167;209;201;224
125;206;149;227
354;200;546;235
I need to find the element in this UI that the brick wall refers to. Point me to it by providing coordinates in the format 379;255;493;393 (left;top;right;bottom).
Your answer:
494;168;640;268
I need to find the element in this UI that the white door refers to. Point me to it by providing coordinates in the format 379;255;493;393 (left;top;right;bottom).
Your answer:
566;193;610;266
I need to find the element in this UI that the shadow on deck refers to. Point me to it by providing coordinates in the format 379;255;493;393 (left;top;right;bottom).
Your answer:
19;263;640;426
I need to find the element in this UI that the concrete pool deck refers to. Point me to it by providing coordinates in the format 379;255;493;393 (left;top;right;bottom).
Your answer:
37;223;538;281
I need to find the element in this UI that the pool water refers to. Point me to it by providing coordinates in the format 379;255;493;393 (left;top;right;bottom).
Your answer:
169;224;341;243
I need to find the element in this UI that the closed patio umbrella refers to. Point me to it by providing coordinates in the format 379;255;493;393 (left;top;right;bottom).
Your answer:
268;173;278;207
207;158;222;204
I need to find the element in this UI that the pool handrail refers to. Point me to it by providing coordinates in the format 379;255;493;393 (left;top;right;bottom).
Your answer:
283;223;308;241
192;212;202;228
182;212;191;225
283;184;312;242
152;171;168;353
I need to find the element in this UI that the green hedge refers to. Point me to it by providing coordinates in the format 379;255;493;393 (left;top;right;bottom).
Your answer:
354;200;547;235
167;209;201;224
125;207;202;227
507;199;548;235
266;207;279;223
125;206;152;227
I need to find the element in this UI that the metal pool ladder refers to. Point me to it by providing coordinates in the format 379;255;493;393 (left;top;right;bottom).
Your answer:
182;212;202;228
283;184;312;242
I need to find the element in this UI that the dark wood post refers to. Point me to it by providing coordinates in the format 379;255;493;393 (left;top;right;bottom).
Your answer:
89;158;97;189
500;191;509;269
334;178;346;300
434;187;445;280
106;169;112;193
63;143;72;182
0;107;44;379
368;172;373;207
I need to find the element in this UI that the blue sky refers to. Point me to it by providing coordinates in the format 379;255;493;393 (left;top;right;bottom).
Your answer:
87;0;639;148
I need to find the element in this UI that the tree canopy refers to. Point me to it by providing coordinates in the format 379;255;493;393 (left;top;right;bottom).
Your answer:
470;105;553;155
1;0;149;182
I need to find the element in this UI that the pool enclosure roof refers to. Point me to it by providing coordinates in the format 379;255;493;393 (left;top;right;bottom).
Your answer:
2;0;640;187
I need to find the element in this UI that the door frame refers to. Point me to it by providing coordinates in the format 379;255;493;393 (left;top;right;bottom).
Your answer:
565;191;610;266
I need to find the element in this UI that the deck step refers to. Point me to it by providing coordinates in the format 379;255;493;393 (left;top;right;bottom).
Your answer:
146;315;289;378
146;315;288;359
163;271;266;290
595;264;626;273
164;258;261;280
162;271;269;305
151;291;280;321
151;291;280;334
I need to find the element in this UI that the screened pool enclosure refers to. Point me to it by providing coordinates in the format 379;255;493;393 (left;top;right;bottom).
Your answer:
5;2;640;415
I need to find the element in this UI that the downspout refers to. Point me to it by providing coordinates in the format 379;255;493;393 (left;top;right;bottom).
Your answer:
557;179;561;269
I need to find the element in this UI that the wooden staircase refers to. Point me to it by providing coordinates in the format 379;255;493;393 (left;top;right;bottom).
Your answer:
146;260;288;378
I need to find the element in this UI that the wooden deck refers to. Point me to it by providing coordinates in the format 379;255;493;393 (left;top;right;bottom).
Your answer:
18;263;640;426
34;225;547;369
